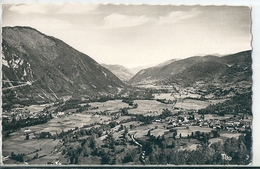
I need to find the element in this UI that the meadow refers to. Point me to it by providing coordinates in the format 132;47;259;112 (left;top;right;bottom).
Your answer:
128;100;173;116
2;131;59;164
174;99;210;110
24;103;53;113
87;100;129;112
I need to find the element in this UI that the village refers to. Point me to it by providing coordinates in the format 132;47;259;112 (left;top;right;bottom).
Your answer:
2;80;252;165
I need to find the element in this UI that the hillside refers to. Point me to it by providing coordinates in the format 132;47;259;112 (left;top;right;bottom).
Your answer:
130;51;252;86
101;64;134;82
2;26;125;106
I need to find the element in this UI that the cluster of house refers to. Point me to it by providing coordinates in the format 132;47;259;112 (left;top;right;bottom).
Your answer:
3;108;47;122
154;112;251;133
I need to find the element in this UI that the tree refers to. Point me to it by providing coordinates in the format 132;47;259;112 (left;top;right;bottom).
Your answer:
90;133;97;149
147;130;151;136
123;152;133;163
211;130;220;138
149;152;158;164
106;133;115;150
25;134;29;140
171;140;176;148
203;133;210;145
173;131;177;140
119;124;124;131
130;124;135;130
162;135;165;141
34;153;39;159
195;131;201;139
236;140;249;164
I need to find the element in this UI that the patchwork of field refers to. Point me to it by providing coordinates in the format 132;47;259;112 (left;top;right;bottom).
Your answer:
174;126;213;137
204;114;229;120
174;99;210;110
150;128;169;137
209;138;223;145
2;132;59;159
24;103;53;113
23;114;92;134
178;144;198;151
153;93;175;100
3;97;248;165
20;114;111;135
208;99;227;104
220;132;242;139
128;100;173;116
87;100;129;112
153;93;202;99
129;122;170;139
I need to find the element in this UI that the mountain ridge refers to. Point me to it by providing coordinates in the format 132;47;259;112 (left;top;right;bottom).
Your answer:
2;26;125;104
130;50;252;86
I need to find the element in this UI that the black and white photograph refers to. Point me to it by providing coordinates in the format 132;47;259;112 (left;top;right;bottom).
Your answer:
1;2;255;166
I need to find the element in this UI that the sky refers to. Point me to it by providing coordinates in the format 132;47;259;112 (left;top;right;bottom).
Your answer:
2;4;251;68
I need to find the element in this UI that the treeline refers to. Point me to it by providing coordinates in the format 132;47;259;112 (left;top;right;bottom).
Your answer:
54;99;91;113
198;91;252;115
2;89;49;111
10;152;25;162
127;88;154;100
142;131;251;165
119;108;172;125
2;113;53;132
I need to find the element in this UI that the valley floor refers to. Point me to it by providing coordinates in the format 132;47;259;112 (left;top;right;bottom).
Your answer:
2;83;252;165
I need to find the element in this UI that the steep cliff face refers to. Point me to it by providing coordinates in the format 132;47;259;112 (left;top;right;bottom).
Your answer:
2;26;125;103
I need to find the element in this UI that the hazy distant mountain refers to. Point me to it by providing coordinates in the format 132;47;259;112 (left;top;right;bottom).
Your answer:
130;59;178;76
101;64;134;81
130;65;153;75
130;51;252;86
2;26;125;103
129;56;203;84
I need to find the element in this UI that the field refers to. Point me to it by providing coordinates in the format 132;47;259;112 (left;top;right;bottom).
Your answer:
20;113;111;135
2;130;60;165
204;114;230;120
208;99;227;104
3;97;251;165
220;132;242;139
128;100;173;116
3;109;115;164
87;100;129;112
174;99;210;110
173;126;213;137
24;103;53;113
153;93;175;100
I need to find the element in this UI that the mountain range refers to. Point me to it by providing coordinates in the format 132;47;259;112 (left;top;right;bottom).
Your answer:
2;26;124;103
2;26;252;105
130;51;252;86
101;64;134;82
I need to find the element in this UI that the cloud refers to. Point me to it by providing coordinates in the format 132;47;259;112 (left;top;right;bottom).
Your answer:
103;13;152;28
9;4;48;14
55;4;98;14
156;9;202;25
8;4;98;15
102;9;202;29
